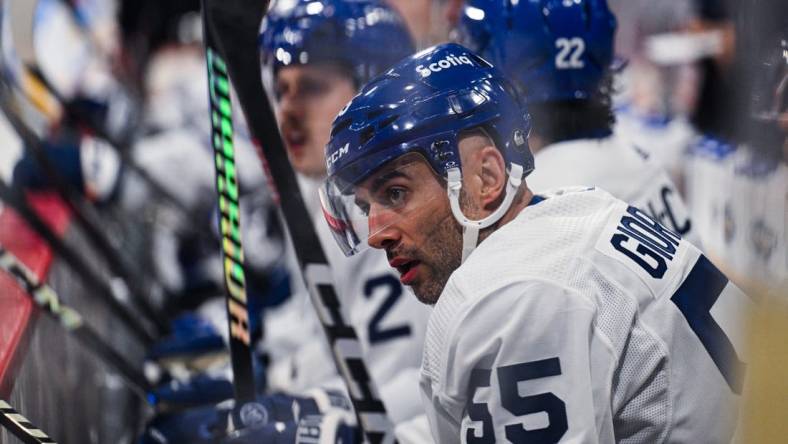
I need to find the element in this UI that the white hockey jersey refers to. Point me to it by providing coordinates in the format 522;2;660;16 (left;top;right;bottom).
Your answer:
613;106;697;189
685;138;788;294
421;187;749;443
527;134;699;247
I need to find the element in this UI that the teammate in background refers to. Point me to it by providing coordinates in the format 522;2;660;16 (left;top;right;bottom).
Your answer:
321;42;749;442
258;0;432;434
609;0;698;188
623;0;738;192
454;0;699;246
687;34;787;297
678;0;788;297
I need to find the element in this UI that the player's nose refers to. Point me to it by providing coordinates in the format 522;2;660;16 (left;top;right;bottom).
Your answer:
278;90;304;119
367;209;399;251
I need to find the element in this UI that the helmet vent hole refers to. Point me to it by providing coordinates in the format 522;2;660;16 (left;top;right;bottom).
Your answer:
367;109;384;120
377;115;399;130
331;118;352;137
360;126;375;145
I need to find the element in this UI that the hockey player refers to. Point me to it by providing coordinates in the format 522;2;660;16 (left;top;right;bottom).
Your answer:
677;1;788;296
454;0;699;245
686;34;787;296
258;0;432;431
321;42;749;442
623;0;739;192
610;0;699;189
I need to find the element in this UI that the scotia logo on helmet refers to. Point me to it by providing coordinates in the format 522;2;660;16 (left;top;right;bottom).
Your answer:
416;53;475;78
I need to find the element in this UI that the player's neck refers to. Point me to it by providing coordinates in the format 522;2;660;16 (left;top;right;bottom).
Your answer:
477;186;534;244
528;133;548;154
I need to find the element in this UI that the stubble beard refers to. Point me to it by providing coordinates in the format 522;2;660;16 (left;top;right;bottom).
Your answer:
409;191;478;305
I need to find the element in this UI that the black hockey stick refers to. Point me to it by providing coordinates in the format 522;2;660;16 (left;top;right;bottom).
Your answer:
200;12;256;408
0;178;157;345
0;245;153;400
0;399;56;444
0;79;169;334
202;1;397;441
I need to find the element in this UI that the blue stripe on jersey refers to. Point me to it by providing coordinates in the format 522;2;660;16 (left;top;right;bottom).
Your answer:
614;103;671;128
671;255;745;394
528;195;546;207
688;136;736;161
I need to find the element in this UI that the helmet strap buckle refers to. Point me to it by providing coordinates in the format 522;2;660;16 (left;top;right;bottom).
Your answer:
447;162;524;262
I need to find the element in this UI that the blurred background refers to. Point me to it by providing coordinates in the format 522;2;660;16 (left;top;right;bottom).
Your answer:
0;0;785;442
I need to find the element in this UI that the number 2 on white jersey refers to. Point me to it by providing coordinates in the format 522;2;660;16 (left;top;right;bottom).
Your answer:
555;38;585;69
364;275;411;344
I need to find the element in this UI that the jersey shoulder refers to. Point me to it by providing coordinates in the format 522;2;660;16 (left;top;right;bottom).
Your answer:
444;186;699;317
427;187;626;344
466;187;625;287
529;135;665;201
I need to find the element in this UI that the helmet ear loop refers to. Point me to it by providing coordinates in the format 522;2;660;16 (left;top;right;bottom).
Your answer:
447;162;524;263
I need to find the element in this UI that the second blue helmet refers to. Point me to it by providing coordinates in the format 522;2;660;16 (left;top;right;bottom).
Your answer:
258;0;415;86
456;0;617;103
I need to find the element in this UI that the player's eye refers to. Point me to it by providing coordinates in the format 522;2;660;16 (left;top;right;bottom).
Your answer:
382;186;407;208
274;81;288;101
301;78;330;98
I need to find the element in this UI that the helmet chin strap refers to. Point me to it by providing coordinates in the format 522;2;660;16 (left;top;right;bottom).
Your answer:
447;163;524;263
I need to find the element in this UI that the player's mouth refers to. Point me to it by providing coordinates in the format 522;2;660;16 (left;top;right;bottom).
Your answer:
283;127;307;157
389;257;421;285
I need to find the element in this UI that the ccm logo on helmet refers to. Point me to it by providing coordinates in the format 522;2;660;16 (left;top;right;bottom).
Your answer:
327;142;350;168
417;54;474;78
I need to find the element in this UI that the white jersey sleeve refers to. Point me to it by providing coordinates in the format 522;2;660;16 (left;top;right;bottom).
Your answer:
528;134;700;247
421;188;748;443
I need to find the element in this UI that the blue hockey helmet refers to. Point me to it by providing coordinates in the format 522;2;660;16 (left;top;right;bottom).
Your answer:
320;43;532;258
258;0;415;86
456;0;617;103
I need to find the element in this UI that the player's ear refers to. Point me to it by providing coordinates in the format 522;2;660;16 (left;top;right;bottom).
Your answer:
478;145;506;210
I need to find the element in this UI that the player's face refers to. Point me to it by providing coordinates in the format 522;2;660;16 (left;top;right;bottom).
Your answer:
356;155;462;304
275;64;357;178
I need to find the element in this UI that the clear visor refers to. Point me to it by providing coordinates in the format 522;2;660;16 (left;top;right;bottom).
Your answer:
319;153;443;256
